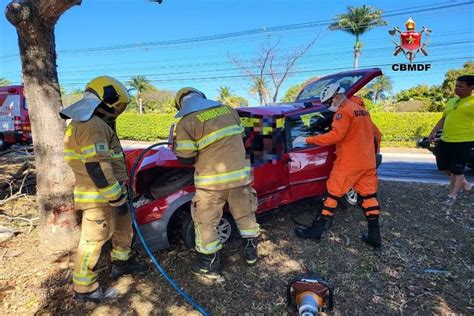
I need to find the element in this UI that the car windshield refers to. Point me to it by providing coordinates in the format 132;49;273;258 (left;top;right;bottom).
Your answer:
296;74;364;101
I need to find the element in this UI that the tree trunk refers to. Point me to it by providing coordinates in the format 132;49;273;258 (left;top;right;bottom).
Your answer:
354;48;360;70
138;94;143;114
6;0;81;253
353;36;360;70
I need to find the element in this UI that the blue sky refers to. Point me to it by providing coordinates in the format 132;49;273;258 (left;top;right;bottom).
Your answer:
0;0;473;104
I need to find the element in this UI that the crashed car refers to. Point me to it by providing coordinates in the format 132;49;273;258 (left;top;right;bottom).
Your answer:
417;132;474;169
124;68;383;251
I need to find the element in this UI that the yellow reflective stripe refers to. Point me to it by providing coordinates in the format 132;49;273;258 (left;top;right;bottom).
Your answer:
111;248;131;261
64;149;82;161
240;225;261;238
97;181;122;200
74;241;98;286
73;273;98;286
74;191;108;203
194;167;251;186
196;240;222;254
175;140;198;151
81;144;97;159
197;125;242;150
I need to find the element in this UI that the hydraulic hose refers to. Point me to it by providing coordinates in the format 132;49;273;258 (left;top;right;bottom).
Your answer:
128;141;209;316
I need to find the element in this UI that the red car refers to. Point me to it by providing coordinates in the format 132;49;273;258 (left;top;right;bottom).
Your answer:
0;85;32;151
125;68;383;251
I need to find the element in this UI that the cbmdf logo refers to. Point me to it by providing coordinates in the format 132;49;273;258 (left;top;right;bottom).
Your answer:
389;18;432;71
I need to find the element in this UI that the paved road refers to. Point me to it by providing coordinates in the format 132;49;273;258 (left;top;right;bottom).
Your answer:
122;142;473;186
379;152;474;185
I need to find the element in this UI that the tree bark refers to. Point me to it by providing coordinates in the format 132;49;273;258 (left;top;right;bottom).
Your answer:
6;0;82;253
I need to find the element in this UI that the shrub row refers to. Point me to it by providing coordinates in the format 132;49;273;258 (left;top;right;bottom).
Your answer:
117;112;442;144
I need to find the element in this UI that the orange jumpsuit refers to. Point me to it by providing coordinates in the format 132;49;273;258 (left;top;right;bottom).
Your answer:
306;96;382;220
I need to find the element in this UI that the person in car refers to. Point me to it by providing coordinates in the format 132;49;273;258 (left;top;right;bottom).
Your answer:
173;87;260;279
428;75;474;206
292;83;383;248
60;76;146;302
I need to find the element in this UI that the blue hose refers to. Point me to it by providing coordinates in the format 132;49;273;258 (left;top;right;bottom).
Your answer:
127;142;209;316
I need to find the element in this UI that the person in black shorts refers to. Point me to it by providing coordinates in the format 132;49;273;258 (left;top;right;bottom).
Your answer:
428;75;474;206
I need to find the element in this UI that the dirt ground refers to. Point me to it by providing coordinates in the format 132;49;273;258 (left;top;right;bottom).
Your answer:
1;151;473;315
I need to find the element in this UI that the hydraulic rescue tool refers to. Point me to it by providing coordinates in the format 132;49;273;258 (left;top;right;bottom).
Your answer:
287;274;333;316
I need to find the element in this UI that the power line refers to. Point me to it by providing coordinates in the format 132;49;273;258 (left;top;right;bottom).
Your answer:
1;1;472;59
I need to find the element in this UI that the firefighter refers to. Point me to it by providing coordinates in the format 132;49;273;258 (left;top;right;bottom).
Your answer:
173;87;260;279
293;83;383;248
60;76;146;302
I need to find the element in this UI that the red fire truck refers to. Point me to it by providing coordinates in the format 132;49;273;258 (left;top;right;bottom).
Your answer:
0;85;32;150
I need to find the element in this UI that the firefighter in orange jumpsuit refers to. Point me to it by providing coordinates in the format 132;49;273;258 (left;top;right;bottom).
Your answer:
293;83;383;248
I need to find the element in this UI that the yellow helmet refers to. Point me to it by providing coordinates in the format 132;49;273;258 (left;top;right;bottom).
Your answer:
86;76;131;115
175;87;206;110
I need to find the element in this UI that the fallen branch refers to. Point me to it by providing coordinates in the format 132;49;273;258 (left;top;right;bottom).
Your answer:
0;214;39;234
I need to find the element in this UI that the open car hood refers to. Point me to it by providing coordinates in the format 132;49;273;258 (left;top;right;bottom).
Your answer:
124;146;190;173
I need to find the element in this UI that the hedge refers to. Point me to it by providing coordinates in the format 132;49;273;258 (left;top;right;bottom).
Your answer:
117;112;442;145
371;112;442;142
116;113;177;141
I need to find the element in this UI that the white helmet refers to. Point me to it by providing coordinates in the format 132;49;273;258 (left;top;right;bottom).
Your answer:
320;83;344;104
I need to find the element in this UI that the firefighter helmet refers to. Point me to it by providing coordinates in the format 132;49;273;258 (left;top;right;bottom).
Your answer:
174;87;220;118
320;83;343;104
175;87;206;110
86;76;130;115
60;76;130;122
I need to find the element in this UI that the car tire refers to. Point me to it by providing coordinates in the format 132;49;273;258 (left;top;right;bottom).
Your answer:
342;187;359;207
0;135;9;152
148;169;194;199
182;212;238;249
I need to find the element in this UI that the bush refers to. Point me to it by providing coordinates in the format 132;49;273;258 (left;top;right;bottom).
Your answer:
116;112;443;147
116;113;177;141
372;112;442;142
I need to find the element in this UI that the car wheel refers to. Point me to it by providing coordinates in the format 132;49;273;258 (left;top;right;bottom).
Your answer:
0;135;9;151
343;187;359;207
148;169;194;199
182;212;238;249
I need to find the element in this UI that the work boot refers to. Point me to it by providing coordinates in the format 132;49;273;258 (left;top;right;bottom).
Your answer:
243;238;258;265
74;287;118;302
191;252;221;279
110;257;148;279
361;219;382;248
294;217;327;241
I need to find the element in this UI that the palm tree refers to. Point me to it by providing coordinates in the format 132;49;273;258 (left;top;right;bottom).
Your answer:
126;75;150;114
0;78;12;86
250;77;269;105
217;86;232;102
330;5;387;69
367;75;393;102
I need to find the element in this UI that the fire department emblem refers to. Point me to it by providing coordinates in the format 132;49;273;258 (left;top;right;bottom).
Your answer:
389;18;431;63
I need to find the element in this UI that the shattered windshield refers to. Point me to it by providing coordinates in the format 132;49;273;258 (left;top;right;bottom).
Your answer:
296;74;364;101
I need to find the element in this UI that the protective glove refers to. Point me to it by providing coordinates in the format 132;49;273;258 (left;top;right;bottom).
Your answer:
292;136;307;148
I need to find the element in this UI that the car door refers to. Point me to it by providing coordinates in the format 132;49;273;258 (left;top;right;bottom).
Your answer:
286;109;336;200
241;114;291;214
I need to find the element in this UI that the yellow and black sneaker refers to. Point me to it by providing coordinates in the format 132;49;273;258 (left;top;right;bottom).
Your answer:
191;252;221;279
